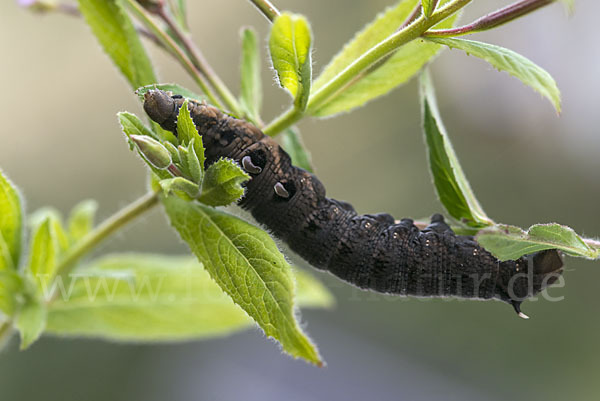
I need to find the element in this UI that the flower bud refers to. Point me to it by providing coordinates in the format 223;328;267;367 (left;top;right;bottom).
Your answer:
130;135;172;170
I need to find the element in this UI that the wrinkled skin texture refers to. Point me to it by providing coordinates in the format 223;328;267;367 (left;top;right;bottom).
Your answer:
143;90;564;315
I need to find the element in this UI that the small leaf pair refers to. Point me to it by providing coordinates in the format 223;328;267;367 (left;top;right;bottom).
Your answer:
0;169;98;349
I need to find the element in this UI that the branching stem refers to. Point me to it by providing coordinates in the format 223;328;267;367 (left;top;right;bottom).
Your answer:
424;0;554;37
122;0;225;109
156;5;243;115
55;191;160;280
264;0;473;135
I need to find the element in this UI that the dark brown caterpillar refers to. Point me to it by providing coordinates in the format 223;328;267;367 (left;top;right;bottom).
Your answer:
143;90;564;317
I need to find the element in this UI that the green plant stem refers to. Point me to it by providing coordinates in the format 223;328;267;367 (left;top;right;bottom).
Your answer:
248;0;280;22
263;0;473;135
157;5;243;116
55;191;160;280
122;0;225;109
424;0;554;37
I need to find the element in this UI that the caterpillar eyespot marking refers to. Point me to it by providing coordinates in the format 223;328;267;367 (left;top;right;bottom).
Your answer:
274;182;290;198
143;90;565;317
242;155;262;174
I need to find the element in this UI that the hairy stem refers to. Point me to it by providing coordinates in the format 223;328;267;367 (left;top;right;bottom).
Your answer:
55;191;160;280
264;0;473;135
157;5;243;115
122;0;225;109
424;0;554;37
248;0;281;22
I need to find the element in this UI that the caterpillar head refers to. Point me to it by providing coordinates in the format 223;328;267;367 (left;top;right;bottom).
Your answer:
496;249;564;318
143;90;179;131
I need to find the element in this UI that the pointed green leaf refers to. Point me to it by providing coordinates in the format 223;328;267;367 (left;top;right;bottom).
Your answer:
46;254;250;341
158;177;198;199
0;271;23;318
163;196;323;365
311;2;457;117
425;37;561;112
27;211;67;291
45;254;333;341
477;223;600;262
67;200;98;243
176;100;206;164
313;0;420;92
420;70;493;228
198;159;249;207
240;27;262;122
282;127;313;173
176;100;195;145
0;169;23;271
163;141;181;164
136;83;205;103
269;13;313;111
15;297;46;349
119;111;160;143
77;0;156;89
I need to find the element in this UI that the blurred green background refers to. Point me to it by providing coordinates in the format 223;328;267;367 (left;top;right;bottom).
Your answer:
1;0;599;400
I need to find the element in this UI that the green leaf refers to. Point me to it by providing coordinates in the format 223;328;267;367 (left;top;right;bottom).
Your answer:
311;1;458;117
420;70;493;228
422;0;436;18
67;200;98;243
163;196;323;365
177;100;205;163
425;37;561;112
477;223;600;262
269;13;313;111
46;254;250;341
313;0;419;92
120;111;159;143
45;254;332;341
163;141;181;164
158;177;198;199
0;169;23;271
282;127;313;173
78;0;156;89
136;83;205;103
0;271;23;318
27;211;67;292
15;297;46;349
240;27;262;122
198;159;249;207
